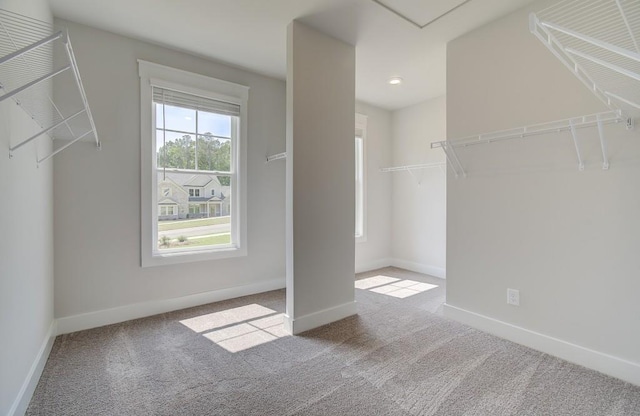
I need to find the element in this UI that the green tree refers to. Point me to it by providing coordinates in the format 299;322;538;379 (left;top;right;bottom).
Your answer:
158;132;231;185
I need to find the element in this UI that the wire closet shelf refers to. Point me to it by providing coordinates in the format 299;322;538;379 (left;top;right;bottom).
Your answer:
531;0;640;118
432;0;639;178
431;110;626;178
0;8;99;165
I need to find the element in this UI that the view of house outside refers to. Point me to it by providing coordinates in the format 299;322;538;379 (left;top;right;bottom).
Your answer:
155;102;234;250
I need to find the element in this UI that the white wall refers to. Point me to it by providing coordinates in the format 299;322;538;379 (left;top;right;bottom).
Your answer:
446;0;640;383
53;20;286;321
0;1;55;414
354;101;392;273
390;98;447;278
285;21;356;334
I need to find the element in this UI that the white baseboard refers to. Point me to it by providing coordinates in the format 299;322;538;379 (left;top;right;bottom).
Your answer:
355;257;392;274
284;301;357;335
9;320;57;416
57;278;285;335
444;304;640;386
390;258;446;279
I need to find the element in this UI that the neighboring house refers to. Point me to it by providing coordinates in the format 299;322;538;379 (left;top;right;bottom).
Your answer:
157;172;230;220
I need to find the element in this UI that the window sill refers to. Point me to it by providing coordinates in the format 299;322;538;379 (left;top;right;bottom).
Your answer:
142;245;247;268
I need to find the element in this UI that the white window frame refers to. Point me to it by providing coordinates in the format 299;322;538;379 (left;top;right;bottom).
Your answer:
139;60;248;267
355;113;367;243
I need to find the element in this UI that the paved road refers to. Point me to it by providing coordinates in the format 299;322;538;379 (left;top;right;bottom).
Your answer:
159;223;230;239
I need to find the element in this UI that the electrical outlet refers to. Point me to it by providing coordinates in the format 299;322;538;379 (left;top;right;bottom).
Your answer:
507;289;520;306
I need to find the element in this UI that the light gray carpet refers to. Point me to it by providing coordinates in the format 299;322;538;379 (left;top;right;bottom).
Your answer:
28;267;640;415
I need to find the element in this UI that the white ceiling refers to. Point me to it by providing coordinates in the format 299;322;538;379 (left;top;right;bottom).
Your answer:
50;0;536;110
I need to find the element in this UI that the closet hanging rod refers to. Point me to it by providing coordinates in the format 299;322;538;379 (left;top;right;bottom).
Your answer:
266;152;286;162
430;110;625;150
380;162;444;172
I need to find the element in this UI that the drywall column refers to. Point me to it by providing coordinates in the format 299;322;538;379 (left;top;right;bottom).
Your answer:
284;21;356;334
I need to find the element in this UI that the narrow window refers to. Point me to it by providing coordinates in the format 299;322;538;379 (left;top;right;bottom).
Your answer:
355;114;367;242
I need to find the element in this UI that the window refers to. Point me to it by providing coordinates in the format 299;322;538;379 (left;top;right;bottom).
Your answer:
159;206;177;216
211;189;215;196
139;60;248;266
355;113;367;242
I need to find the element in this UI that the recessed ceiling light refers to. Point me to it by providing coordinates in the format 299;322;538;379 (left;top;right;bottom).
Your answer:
388;77;403;85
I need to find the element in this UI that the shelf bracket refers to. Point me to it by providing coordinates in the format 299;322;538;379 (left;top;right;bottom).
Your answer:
37;129;93;166
9;108;86;158
63;38;100;150
440;142;466;178
438;143;457;178
596;115;610;170
569;119;585;171
406;168;421;186
447;143;466;178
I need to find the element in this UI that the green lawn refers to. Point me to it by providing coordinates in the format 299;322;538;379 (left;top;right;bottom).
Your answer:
185;234;231;247
158;216;230;231
158;233;231;250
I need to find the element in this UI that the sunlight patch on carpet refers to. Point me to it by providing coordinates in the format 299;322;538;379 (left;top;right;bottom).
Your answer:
355;275;400;289
179;304;276;333
180;306;289;353
356;276;438;298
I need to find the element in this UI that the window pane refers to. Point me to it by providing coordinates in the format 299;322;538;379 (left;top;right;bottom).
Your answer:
156;129;196;169
157;171;232;251
197;134;231;174
162;104;196;132
155;104;164;129
355;137;364;238
199;111;231;137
